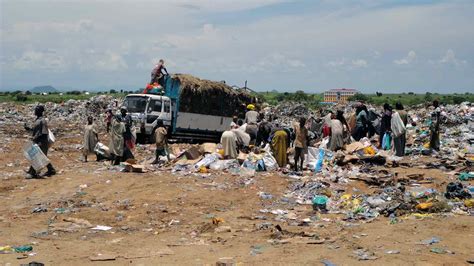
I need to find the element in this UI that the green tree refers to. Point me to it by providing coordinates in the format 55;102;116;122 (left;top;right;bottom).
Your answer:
452;95;464;104
348;93;369;102
424;92;433;102
16;94;28;102
293;90;308;101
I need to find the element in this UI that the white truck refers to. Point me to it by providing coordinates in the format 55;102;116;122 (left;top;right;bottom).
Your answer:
122;74;255;142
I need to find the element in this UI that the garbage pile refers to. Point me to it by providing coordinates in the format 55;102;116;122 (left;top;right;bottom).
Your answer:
0;95;120;137
174;74;257;117
2;95;474;224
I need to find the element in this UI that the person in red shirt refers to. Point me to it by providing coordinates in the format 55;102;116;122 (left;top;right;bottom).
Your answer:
150;59;169;86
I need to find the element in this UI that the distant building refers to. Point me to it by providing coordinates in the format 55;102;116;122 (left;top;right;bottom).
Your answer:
323;88;358;103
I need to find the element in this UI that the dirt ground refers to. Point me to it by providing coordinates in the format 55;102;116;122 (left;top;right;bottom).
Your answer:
1;124;473;265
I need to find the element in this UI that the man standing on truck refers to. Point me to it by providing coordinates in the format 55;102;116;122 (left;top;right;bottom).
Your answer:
150;59;169;87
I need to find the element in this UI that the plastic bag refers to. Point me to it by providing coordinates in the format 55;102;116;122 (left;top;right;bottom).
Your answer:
262;152;278;171
256;159;266;172
194;153;219;170
242;159;256;169
209;159;239;171
94;142;111;158
319;138;329;149
315;149;325;172
382;133;391;150
306;147;319;169
239;166;255;177
23;142;50;171
48;129;55;146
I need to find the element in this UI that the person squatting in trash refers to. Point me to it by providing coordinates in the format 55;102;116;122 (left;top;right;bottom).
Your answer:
24;105;56;178
293;117;308;172
83;116;99;162
230;116;239;129
152;120;170;164
257;113;273;147
221;130;238;159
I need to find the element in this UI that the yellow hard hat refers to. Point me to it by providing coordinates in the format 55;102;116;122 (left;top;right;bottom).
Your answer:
247;104;255;110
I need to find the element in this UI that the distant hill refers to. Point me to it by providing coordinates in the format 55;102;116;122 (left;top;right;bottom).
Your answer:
31;85;58;93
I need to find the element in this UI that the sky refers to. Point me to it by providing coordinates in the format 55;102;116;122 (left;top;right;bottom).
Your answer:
1;0;473;93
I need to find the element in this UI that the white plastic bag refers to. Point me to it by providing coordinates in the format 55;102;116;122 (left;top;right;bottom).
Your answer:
319;137;329;149
94;142;111;158
209;159;239;170
306;147;319;169
23;142;50;171
239;166;255;177
48;129;55;146
262;152;278;171
194;153;219;169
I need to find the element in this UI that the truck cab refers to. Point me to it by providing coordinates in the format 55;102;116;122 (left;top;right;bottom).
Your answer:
122;94;172;142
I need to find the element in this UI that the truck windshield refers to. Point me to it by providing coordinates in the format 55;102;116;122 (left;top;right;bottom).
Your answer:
123;96;148;113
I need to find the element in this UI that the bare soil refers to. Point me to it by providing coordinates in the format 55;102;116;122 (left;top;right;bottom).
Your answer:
1;125;473;265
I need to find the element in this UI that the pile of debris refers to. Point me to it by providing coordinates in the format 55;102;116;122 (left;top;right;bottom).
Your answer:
173;74;257;117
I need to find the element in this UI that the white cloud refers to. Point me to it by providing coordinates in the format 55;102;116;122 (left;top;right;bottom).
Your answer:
12;50;68;71
372;51;381;59
5;20;96;42
327;58;347;67
352;59;368;68
78;51;128;71
439;49;467;66
1;1;474;92
174;0;289;12
394;50;416;65
327;58;367;68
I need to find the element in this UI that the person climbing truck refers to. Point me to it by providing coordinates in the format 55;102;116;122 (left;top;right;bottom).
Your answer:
150;59;169;87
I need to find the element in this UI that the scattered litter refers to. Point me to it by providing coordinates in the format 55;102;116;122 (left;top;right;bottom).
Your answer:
91;225;113;231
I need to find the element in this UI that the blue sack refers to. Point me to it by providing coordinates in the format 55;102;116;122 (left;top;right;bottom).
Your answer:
315;149;325;172
382;133;391;150
256;159;266;172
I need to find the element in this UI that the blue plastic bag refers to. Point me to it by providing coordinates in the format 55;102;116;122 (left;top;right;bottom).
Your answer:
382;133;391;150
315;149;325;172
256;159;266;172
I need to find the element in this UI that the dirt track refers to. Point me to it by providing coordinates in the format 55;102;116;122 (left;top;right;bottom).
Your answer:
1;126;473;265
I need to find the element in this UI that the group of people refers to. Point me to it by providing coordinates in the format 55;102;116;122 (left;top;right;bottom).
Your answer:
219;100;443;172
348;102;409;156
81;106;138;165
221;104;311;172
25;99;443;178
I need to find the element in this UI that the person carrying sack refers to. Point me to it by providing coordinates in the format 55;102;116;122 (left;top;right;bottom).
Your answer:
24;105;56;178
